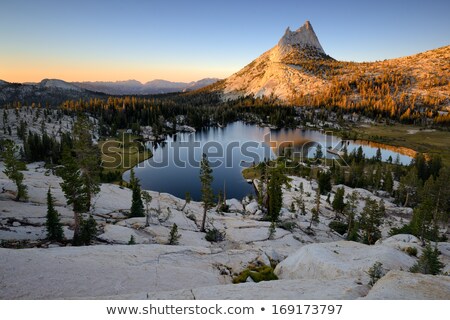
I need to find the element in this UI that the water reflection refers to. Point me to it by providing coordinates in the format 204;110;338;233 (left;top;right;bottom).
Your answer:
123;122;414;200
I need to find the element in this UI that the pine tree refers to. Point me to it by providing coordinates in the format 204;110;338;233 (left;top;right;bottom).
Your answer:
318;171;332;194
72;114;100;210
375;148;382;162
410;243;444;275
309;189;321;228
182;191;191;211
332;187;346;218
60;147;89;245
267;170;283;222
383;169;394;194
355;146;364;164
2;141;28;201
200;153;213;232
128;235;136;245
410;175;443;242
345;191;359;240
399;167;421;207
142;190;152;226
46;188;64;241
129;168;144;218
314;143;323;161
168;223;181;245
79;215;97;245
373;165;382;190
414;153;429;182
359;198;383;245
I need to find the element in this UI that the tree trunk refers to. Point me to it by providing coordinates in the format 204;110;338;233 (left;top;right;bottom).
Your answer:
346;213;353;238
433;190;441;238
72;212;82;244
403;192;410;207
200;205;207;232
145;206;150;227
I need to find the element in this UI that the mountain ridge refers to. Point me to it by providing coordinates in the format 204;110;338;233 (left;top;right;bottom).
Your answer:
73;78;219;95
0;77;220;104
211;20;449;114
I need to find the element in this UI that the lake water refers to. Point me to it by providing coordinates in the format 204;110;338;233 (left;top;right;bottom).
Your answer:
123;122;413;201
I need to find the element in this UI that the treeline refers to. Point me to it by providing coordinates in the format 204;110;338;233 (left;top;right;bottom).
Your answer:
56;93;300;133
22;131;72;164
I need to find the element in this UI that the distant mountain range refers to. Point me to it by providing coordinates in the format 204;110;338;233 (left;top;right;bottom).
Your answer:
0;78;220;104
73;78;219;95
0;79;104;105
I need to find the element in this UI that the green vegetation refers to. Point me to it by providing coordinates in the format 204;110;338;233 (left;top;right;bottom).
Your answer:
99;132;151;182
72;114;100;209
267;169;283;222
332;186;345;217
129;168;145;218
78;215;97;246
317;171;332;194
410;243;444;275
2;140;28;201
142;191;153;227
168;223;181;245
359;198;384;245
232;265;278;284
241;166;260;180
60;148;89;244
329;221;348;235
128;235;136;245
404;247;418;257
277;221;297;232
46;188;64;242
205;228;225;242
59;115;100;245
351;124;450;166
200;153;214;232
367;262;384;286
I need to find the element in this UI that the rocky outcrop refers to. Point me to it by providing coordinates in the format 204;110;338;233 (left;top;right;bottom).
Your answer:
365;270;450;299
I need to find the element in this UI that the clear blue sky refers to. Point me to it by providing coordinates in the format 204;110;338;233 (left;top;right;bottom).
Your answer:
0;0;449;82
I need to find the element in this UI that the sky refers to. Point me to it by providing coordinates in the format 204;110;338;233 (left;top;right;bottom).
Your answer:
0;0;449;83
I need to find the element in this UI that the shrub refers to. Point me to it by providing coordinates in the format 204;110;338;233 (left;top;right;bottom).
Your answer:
277;221;297;232
205;228;225;242
404;246;418;257
389;224;414;237
75;215;97;246
367;261;384;286
232;265;278;284
168;223;181;245
219;203;230;213
329;221;348;235
128;235;136;245
410;243;444;275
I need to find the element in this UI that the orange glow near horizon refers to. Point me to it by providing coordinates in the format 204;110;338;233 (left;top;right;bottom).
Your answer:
0;57;235;83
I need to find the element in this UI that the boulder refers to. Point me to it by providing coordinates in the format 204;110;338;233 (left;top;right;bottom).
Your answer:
274;241;415;282
245;201;259;215
226;199;243;212
365;270;450;299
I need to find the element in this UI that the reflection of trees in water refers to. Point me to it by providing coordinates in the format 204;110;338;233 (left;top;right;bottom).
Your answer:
352;140;417;158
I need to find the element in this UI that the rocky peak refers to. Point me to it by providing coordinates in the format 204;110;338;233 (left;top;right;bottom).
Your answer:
278;20;325;54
